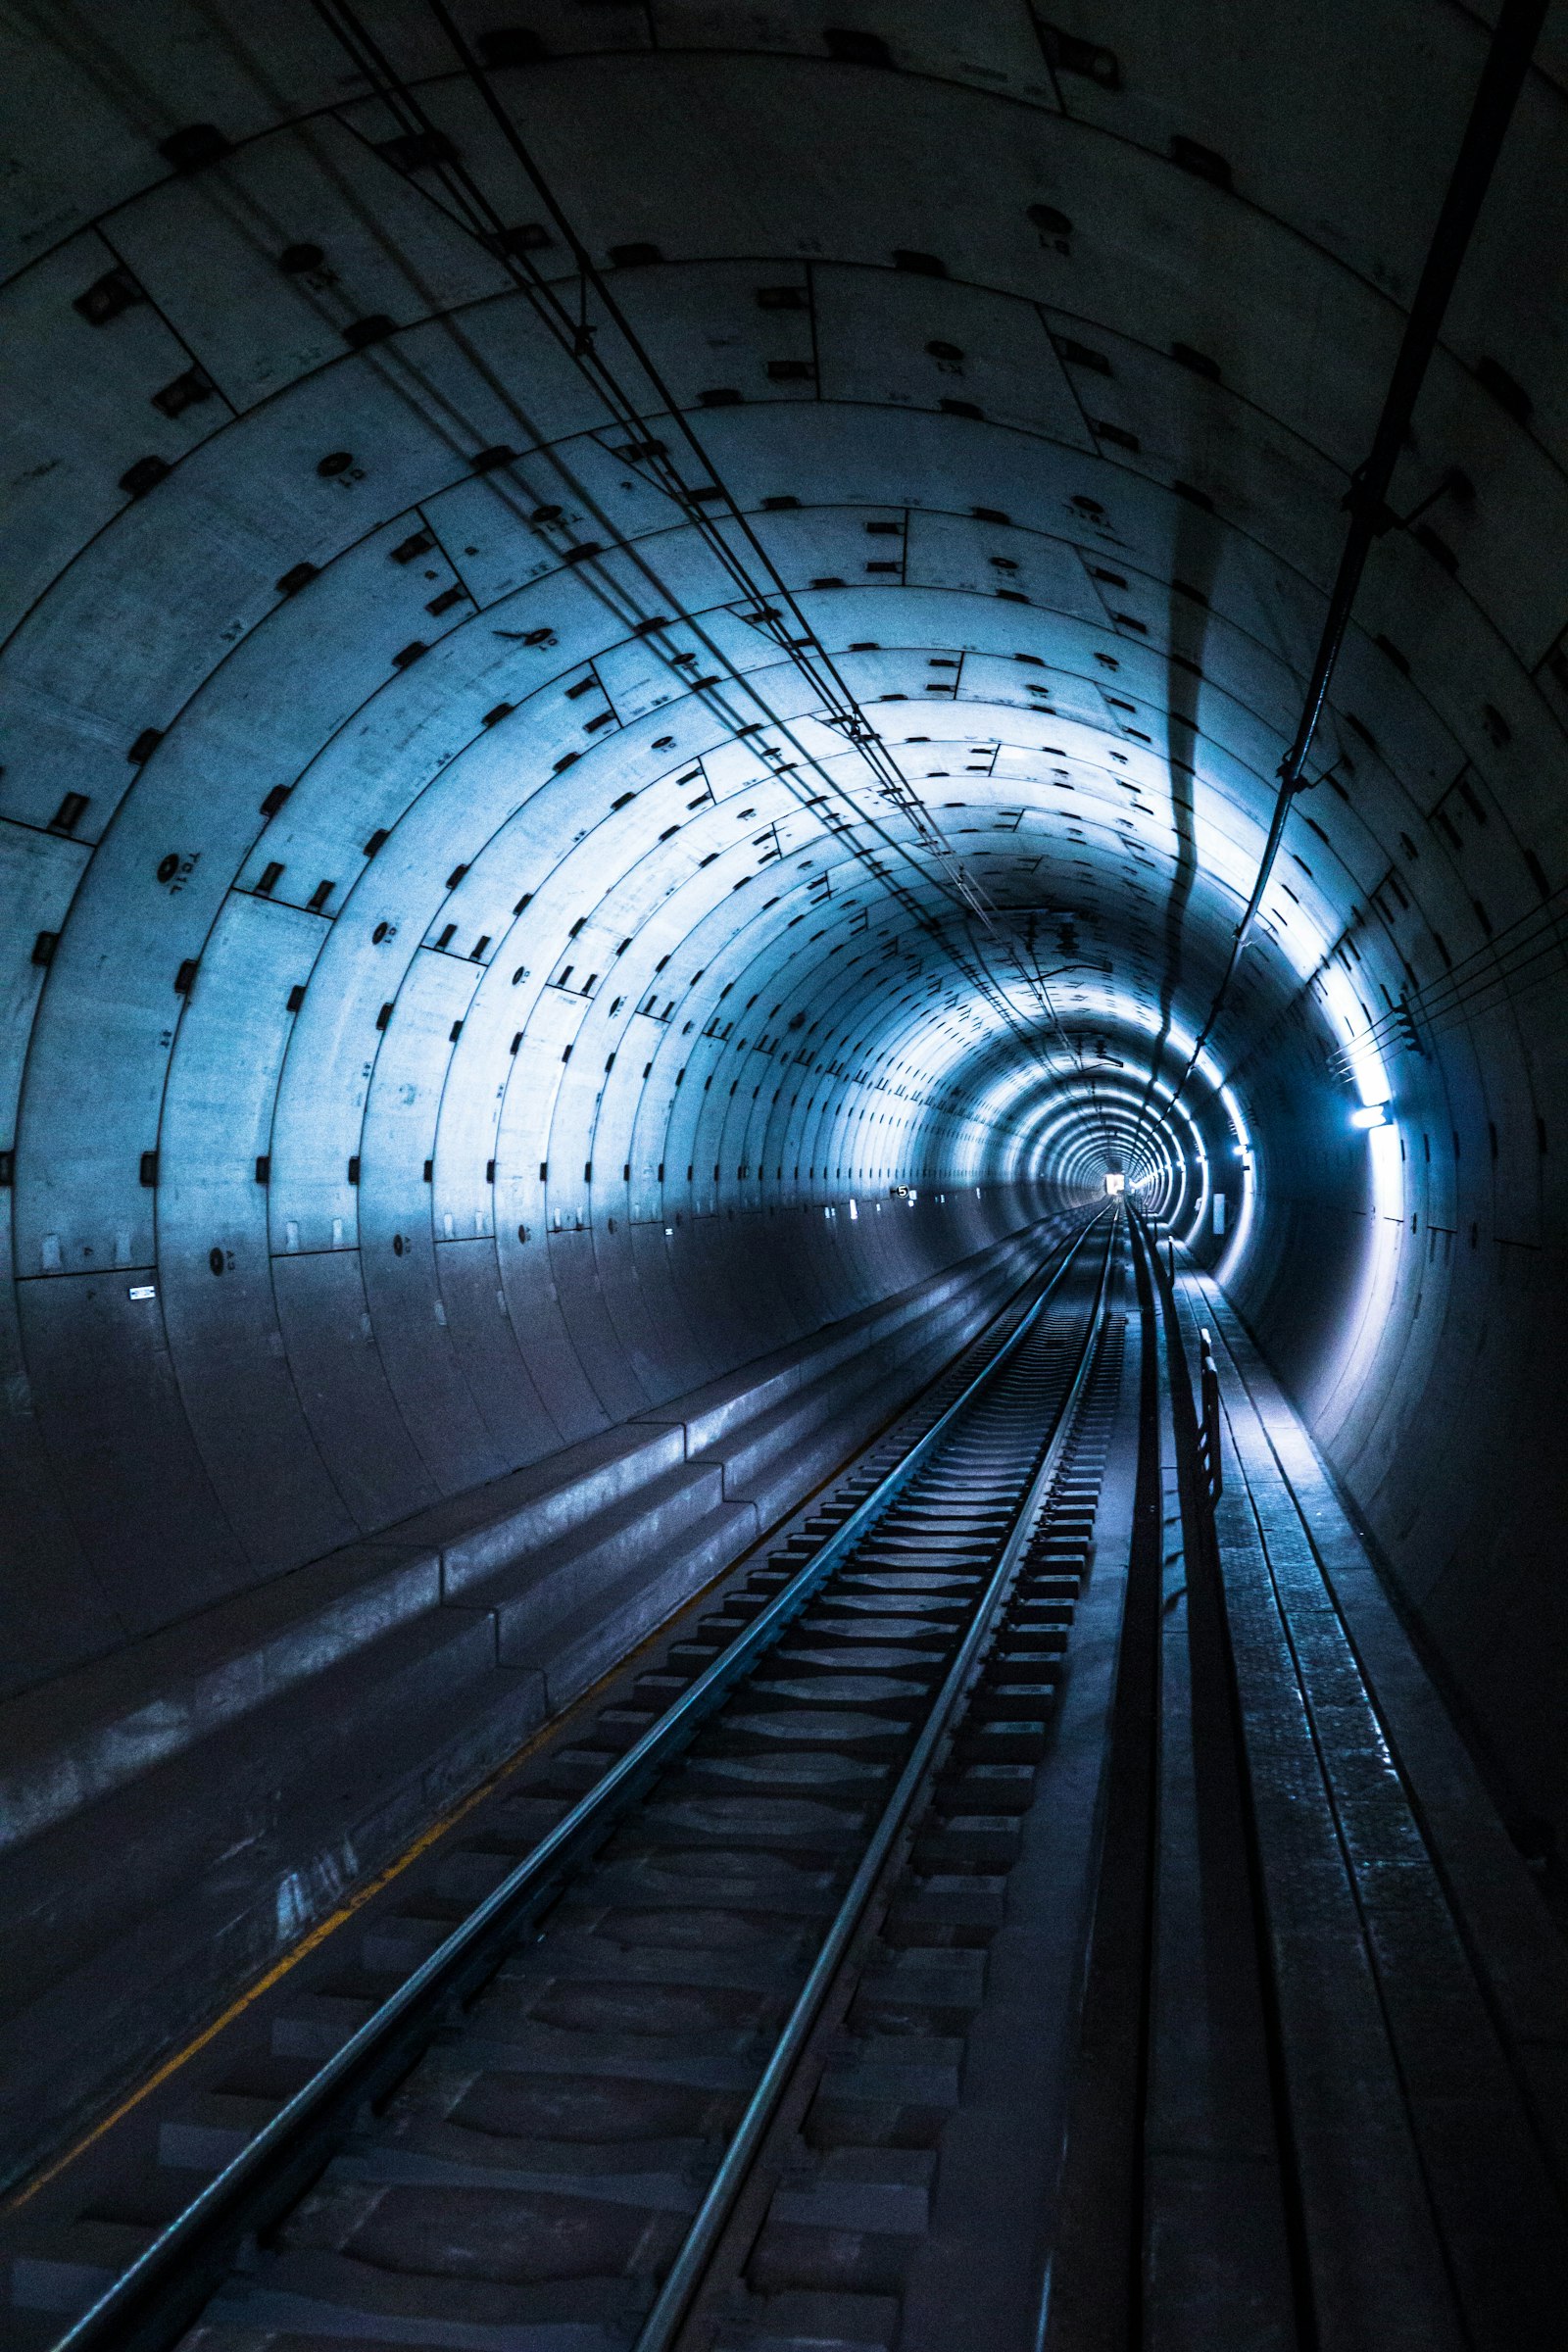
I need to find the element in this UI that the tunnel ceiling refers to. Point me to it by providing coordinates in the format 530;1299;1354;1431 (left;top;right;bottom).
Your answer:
5;0;1568;1668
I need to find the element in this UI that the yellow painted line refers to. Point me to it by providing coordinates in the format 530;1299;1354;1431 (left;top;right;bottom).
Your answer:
6;1289;1016;2217
4;1704;559;2211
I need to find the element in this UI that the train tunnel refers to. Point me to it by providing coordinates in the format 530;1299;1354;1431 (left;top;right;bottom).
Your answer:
3;2;1568;2346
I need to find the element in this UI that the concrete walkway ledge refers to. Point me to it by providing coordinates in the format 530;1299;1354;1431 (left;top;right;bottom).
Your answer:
0;1222;1060;1857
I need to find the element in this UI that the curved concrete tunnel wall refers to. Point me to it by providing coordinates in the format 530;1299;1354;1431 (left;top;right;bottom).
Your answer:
3;2;1567;1854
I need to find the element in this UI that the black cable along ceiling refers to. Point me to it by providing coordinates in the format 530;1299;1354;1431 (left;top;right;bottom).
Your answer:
4;0;1564;1786
302;0;1132;1168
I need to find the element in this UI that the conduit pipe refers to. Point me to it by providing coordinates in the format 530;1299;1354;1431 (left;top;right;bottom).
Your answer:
1172;0;1548;1102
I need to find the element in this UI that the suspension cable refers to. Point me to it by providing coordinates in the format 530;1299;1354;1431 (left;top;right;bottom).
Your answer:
1159;0;1546;1124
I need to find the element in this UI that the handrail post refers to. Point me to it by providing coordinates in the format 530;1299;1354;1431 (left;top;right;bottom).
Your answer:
1199;1326;1223;1502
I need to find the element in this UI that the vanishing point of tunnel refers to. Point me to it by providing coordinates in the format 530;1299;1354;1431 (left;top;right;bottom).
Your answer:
2;3;1568;2347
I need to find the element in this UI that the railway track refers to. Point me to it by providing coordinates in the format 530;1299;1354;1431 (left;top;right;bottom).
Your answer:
11;1209;1146;2352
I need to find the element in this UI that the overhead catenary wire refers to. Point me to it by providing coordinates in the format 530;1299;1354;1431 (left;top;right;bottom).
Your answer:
306;8;996;897
1323;879;1568;1070
304;0;1112;1112
1220;859;1568;1101
1152;0;1547;1124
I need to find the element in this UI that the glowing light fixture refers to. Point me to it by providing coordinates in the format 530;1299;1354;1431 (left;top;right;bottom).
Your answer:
1349;1102;1392;1130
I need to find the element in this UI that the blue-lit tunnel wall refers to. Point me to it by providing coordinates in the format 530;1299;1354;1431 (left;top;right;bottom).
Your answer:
3;1;1567;1847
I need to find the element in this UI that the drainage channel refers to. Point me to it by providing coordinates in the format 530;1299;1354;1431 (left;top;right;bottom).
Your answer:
21;1212;1130;2352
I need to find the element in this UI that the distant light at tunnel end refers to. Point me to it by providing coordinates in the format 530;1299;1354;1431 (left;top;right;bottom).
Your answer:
1103;1172;1126;1196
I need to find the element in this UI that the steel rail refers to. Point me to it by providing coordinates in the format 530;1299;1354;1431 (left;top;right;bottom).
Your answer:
51;1213;1108;2352
636;1213;1121;2351
1036;1203;1163;2350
